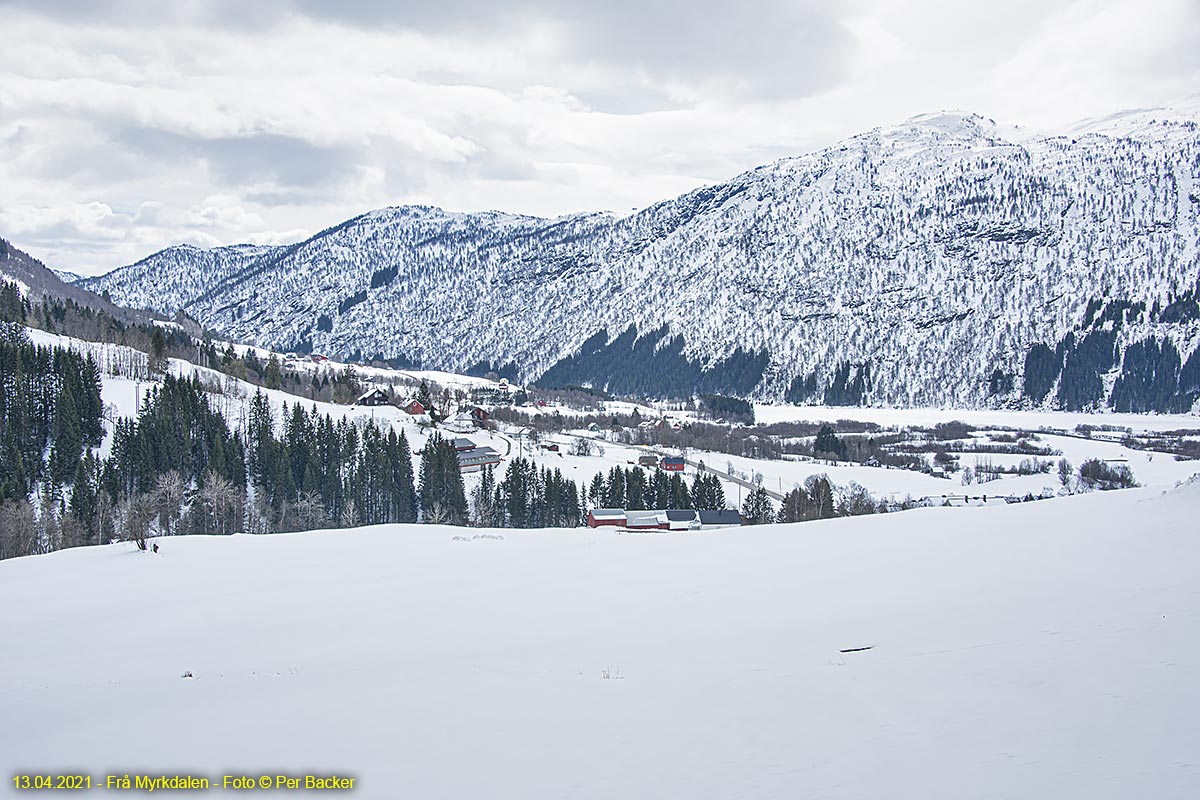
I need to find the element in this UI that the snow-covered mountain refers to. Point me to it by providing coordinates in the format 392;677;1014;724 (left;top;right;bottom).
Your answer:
82;243;281;317
84;101;1200;410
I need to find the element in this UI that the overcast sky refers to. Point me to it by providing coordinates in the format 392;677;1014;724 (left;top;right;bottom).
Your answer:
1;0;1198;275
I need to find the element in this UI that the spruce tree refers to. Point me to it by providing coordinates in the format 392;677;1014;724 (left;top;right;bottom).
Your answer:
742;487;775;525
49;382;82;485
68;456;98;546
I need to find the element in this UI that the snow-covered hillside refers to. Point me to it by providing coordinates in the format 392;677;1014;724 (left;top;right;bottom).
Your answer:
3;482;1198;799
23;323;1194;514
81;243;279;317
81;101;1200;409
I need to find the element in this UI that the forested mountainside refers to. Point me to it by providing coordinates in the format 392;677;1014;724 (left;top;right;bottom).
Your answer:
0;239;150;326
81;243;278;318
80;103;1200;411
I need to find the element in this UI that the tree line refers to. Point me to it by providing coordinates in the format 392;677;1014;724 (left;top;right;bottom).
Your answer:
0;324;103;502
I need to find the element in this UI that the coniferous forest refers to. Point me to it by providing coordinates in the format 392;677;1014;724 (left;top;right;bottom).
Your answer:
0;323;104;502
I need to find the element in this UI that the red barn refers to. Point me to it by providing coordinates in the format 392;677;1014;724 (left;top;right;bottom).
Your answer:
660;456;685;471
586;509;626;528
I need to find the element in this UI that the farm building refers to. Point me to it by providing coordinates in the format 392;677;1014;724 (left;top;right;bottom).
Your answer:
586;508;742;530
638;455;659;468
401;399;426;416
624;510;665;530
663;510;701;530
452;438;476;452
457;445;502;473
355;388;390;407
698;510;743;528
442;413;476;434
661;456;685;471
586;509;626;528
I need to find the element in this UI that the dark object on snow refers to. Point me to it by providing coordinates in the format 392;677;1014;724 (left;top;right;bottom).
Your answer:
839;646;873;653
152;543;159;554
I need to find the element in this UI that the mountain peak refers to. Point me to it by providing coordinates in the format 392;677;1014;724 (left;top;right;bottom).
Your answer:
898;111;999;138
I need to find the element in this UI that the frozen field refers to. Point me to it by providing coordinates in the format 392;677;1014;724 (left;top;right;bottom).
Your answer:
3;481;1199;799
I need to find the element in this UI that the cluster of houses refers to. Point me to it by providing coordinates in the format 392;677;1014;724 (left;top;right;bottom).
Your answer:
354;388;491;432
637;454;685;471
586;508;744;530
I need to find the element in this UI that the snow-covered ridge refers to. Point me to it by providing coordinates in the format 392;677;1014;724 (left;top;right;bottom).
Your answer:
84;103;1200;406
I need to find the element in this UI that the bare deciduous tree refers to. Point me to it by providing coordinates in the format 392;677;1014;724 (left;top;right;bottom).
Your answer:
154;471;186;536
292;490;327;531
0;498;37;560
199;471;239;535
338;498;359;529
424;502;451;526
118;493;155;550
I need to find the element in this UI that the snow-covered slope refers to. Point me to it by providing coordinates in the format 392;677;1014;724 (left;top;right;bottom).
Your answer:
3;484;1198;798
80;242;281;317
85;103;1200;407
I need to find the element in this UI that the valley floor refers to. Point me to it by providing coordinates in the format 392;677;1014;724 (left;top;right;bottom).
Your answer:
3;481;1199;798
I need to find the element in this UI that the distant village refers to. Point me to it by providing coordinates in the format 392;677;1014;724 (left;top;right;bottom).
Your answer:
348;378;744;529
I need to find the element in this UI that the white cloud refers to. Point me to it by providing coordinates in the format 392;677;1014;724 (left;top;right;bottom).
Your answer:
0;1;1195;274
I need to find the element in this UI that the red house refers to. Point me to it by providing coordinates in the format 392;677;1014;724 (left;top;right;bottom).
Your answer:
402;399;426;416
586;509;626;528
661;456;685;471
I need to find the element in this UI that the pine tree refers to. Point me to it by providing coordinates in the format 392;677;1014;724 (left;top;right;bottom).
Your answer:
418;434;466;525
587;472;606;508
472;464;497;527
49;382;82;485
393;429;417;523
625;467;646;510
416;380;433;410
149;326;168;374
606;466;625;508
804;474;835;519
498;457;536;527
67;455;98;546
778;486;809;523
667;473;691;509
742;487;775;525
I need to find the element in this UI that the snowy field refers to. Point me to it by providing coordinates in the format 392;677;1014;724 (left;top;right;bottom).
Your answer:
754;403;1200;434
3;481;1199;799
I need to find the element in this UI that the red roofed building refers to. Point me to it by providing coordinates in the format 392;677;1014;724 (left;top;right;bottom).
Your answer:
586;509;626;528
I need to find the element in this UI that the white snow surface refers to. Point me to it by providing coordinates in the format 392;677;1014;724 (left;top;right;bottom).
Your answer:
3;486;1199;798
754;403;1200;433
